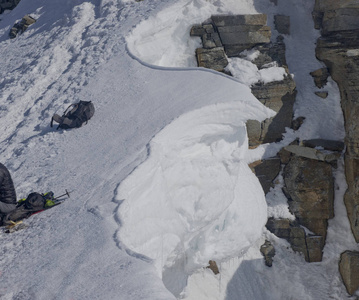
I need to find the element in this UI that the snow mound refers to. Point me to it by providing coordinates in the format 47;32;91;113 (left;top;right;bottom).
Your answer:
115;101;269;293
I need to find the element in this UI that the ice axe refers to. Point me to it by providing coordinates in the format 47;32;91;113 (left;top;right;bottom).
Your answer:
54;189;71;200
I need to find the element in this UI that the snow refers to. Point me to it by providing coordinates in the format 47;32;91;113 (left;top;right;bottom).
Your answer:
0;0;355;299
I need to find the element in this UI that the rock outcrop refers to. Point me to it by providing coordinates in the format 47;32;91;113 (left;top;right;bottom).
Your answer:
313;0;359;242
339;251;359;295
191;15;296;147
266;140;343;262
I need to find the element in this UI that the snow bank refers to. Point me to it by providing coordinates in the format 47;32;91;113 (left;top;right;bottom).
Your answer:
115;101;271;293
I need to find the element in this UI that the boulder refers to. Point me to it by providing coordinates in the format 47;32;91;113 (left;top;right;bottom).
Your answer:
315;91;328;98
260;240;276;267
339;251;359;295
195;47;228;72
310;68;329;88
207;260;220;275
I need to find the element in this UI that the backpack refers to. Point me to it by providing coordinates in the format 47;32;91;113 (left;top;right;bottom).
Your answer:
1;192;56;226
51;101;95;130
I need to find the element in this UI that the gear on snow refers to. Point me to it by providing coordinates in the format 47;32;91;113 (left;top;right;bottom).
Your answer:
51;101;95;130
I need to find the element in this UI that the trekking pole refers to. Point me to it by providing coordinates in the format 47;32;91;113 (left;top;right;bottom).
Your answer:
54;189;71;200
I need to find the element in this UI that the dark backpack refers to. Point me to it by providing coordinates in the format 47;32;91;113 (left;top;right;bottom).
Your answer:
51;101;95;130
2;192;54;226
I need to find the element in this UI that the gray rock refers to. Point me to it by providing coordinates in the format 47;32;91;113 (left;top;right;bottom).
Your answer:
339;251;359;295
284;145;340;163
283;156;334;237
314;0;359;242
266;218;323;262
306;235;324;262
212;14;268;27
250;76;296;144
195;47;228;72
260;240;276;267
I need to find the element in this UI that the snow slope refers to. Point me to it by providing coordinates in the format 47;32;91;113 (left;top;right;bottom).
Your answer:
0;0;356;299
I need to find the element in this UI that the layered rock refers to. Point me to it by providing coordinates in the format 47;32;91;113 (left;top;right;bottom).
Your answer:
313;0;359;242
211;14;271;57
266;140;343;262
266;218;324;262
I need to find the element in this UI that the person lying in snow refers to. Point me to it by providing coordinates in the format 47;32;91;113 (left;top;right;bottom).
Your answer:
0;163;17;216
9;14;36;39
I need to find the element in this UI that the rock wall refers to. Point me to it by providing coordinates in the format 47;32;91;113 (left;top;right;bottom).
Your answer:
191;15;296;146
313;0;359;242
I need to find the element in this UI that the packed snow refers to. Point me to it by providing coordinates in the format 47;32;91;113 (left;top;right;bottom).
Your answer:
0;0;356;299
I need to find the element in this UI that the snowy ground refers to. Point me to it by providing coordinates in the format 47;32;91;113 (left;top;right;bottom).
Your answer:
0;0;357;299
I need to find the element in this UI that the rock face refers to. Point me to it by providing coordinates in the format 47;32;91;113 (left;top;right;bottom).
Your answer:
283;155;334;239
267;141;342;262
266;218;324;262
339;251;359;295
211;14;271;56
249;158;281;194
313;0;359;242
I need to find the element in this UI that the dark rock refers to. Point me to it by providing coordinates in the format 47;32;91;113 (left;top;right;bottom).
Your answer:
302;139;345;152
274;15;290;35
249;158;281;194
190;25;206;36
207;260;220;275
211;14;271;57
306;235;324;262
310;68;329;88
315;91;328;98
250;76;296;144
260;240;276;267
292;116;305;130
266;218;322;262
339;251;359;295
284;145;340;163
283;156;334;238
251;36;288;68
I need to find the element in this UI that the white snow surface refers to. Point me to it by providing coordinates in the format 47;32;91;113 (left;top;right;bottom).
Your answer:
0;0;356;299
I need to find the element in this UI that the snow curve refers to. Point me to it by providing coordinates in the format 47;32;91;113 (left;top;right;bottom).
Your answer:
115;101;271;295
